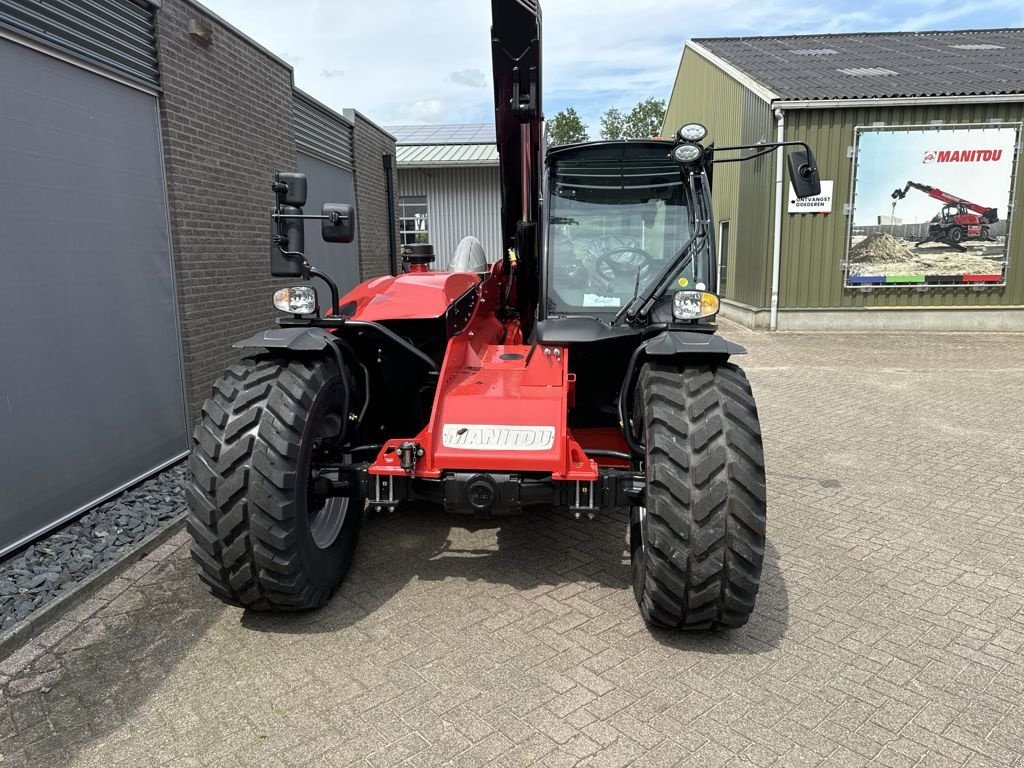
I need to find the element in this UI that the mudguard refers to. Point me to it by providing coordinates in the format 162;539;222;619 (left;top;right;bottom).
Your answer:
233;327;335;351
642;329;746;359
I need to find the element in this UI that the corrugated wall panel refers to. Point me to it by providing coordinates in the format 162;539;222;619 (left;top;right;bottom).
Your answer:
0;0;158;88
782;103;1024;309
397;166;503;270
294;92;354;171
737;89;777;308
664;51;775;307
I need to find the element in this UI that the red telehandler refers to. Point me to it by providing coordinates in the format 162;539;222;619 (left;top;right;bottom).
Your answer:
186;0;821;630
891;181;998;249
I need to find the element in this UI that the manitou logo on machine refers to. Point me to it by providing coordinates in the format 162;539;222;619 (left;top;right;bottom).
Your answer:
923;149;1004;164
442;424;556;451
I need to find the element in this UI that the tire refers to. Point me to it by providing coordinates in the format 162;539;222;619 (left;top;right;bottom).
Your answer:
630;362;766;630
981;227;990;241
186;354;363;610
948;226;964;244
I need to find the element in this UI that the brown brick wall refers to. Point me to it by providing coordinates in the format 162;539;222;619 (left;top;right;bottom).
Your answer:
349;113;398;280
155;0;296;422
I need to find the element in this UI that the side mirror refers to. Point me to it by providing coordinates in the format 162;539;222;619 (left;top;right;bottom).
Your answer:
788;149;821;199
272;172;307;207
322;203;356;243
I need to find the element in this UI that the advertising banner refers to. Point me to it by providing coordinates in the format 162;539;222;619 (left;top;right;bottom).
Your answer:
846;124;1020;287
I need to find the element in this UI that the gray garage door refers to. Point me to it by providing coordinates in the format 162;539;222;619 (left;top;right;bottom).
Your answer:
0;38;187;555
297;152;361;300
294;91;360;302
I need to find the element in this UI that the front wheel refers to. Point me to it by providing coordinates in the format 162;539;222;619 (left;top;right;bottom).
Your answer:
630;363;767;630
186;354;364;610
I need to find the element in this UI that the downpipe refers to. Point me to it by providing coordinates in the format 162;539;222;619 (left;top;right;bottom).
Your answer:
770;108;785;332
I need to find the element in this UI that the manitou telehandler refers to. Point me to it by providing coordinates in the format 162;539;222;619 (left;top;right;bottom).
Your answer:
891;180;998;248
186;0;821;630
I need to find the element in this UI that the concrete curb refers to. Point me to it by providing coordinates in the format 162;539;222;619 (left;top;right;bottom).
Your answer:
0;514;187;663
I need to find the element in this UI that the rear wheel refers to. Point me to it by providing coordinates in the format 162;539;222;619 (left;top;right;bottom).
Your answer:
981;226;990;241
630;363;766;630
186;354;363;610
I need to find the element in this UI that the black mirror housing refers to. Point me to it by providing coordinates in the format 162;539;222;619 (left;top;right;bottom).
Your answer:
788;149;821;199
322;203;356;243
273;172;307;207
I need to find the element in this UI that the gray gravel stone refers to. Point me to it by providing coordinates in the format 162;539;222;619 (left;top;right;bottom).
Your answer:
0;463;187;634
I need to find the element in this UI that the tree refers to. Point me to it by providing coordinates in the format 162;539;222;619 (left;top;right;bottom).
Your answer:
623;98;667;139
547;107;589;146
599;107;625;140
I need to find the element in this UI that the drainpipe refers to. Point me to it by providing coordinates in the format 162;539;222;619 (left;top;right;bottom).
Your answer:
770;108;785;331
383;153;398;276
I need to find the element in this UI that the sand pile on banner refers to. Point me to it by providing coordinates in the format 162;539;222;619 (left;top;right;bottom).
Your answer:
849;233;915;263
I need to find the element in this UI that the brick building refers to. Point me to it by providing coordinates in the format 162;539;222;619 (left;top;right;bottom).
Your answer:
0;0;397;554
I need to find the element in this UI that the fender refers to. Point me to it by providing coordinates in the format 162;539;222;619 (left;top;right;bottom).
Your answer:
618;329;746;456
233;327;335;351
642;329;746;358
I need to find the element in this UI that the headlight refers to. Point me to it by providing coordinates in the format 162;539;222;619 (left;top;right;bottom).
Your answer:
672;143;702;163
672;290;719;320
677;123;708;142
273;286;317;315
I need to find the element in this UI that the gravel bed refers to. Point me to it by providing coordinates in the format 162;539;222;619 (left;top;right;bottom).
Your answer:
0;463;188;633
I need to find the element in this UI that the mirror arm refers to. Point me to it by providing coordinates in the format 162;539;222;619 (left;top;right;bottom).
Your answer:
712;139;816;170
307;265;340;317
273;244;340;319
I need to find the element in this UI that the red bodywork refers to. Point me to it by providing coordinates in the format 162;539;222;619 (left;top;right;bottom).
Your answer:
337;262;626;482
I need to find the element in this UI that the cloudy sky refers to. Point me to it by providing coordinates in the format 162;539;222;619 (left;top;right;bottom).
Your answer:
199;0;1024;134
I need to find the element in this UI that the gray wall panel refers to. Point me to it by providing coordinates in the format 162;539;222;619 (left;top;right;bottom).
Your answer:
397;166;502;270
0;39;187;555
297;152;361;302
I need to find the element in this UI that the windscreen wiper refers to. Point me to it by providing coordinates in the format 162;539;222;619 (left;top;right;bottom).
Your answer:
612;225;707;325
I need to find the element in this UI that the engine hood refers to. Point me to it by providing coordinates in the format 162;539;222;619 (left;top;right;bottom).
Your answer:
338;272;480;322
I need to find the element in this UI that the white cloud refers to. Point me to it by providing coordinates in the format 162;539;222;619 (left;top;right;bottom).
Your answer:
449;68;488;88
194;0;1024;131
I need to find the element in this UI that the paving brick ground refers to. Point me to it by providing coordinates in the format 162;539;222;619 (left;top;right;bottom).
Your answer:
2;325;1023;768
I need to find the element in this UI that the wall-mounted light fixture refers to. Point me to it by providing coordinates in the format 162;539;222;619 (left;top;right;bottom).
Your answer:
188;18;214;46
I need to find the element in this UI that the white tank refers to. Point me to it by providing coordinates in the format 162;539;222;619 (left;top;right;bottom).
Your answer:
449;236;488;273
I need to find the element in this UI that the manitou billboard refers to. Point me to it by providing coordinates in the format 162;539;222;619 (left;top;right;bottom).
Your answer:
846;124;1020;288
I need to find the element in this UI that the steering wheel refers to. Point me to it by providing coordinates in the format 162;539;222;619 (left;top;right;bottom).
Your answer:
594;246;654;290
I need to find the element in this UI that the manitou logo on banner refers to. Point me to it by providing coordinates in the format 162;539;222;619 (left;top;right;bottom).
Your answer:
923;149;1005;164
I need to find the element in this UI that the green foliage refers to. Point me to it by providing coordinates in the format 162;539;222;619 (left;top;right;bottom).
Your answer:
599;107;625;140
547;107;589;147
623;98;667;139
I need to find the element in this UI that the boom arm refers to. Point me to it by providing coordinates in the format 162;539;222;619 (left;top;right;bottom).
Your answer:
892;181;999;223
491;0;543;328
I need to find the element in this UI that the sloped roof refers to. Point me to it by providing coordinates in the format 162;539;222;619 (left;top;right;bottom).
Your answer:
386;123;498;167
396;143;499;167
693;28;1024;101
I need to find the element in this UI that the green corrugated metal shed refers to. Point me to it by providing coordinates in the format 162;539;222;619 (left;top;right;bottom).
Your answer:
664;33;1024;330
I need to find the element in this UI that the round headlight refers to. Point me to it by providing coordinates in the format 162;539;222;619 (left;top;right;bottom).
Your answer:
677;123;708;142
273;286;318;315
672;143;703;163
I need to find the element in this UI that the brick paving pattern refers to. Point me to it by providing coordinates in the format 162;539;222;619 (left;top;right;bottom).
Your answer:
1;325;1022;767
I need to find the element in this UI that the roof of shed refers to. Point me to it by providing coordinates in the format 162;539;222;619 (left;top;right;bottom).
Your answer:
692;28;1024;101
396;143;499;166
387;123;498;167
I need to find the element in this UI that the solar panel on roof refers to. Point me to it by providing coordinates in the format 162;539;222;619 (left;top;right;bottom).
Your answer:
385;123;497;145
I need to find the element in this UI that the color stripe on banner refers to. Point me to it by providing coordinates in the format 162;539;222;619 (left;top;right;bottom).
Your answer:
885;275;926;284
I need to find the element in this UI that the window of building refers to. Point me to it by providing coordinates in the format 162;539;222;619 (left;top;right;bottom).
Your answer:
399;195;430;246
